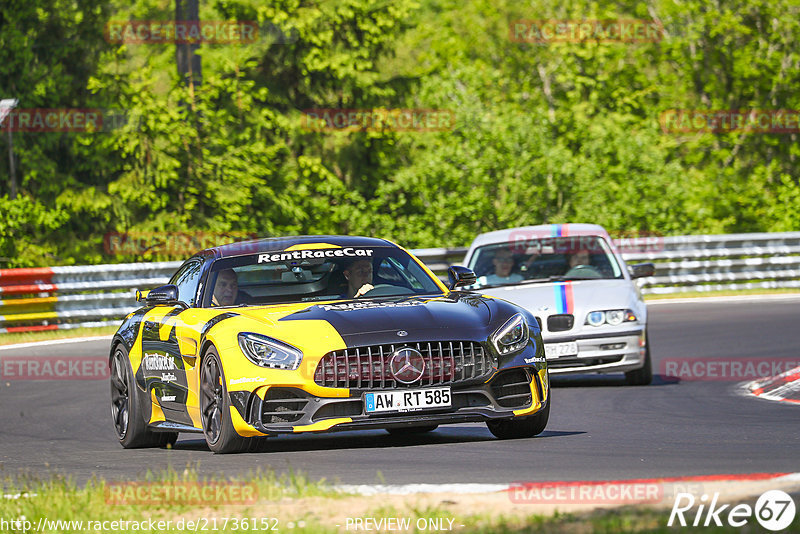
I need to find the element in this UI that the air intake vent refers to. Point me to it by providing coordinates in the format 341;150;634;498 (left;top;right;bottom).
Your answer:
547;314;574;332
261;388;308;424
490;368;532;408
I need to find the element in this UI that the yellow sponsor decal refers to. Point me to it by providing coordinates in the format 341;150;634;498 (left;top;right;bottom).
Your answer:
292;418;352;433
284;243;340;251
149;389;166;423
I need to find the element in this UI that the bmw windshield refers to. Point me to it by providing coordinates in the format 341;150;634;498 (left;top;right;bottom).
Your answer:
468;236;624;289
202;246;444;307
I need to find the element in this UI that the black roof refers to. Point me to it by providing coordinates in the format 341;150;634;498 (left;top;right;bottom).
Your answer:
210;235;395;258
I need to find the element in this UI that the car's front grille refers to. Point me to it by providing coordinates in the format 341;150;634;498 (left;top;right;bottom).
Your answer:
313;341;496;389
547;314;574;332
490;368;533;408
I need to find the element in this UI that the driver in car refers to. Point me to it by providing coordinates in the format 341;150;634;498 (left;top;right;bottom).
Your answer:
569;249;591;269
212;269;239;306
343;259;374;298
564;248;603;278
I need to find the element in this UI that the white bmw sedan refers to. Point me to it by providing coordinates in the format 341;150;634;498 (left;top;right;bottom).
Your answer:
463;224;655;385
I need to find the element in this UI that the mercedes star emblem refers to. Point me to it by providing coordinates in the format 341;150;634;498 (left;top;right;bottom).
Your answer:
389;348;425;384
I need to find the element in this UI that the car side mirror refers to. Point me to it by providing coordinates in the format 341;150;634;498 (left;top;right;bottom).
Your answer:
629;263;655;279
448;266;477;290
143;284;186;307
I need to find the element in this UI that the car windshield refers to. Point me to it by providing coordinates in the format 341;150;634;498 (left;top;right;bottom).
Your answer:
202;246;443;307
468;235;624;289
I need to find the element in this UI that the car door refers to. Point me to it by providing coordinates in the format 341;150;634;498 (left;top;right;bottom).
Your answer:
140;257;205;426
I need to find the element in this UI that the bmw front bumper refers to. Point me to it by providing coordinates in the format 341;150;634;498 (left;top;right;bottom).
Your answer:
545;328;646;375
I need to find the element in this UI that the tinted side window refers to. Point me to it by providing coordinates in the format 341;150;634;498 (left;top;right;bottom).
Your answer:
170;259;204;306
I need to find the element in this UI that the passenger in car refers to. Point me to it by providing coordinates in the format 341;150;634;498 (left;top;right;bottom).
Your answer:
477;248;523;286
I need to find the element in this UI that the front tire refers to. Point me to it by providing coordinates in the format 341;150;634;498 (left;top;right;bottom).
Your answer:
487;401;549;440
200;347;255;453
110;344;178;448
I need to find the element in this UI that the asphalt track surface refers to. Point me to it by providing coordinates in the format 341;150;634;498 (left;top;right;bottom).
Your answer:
1;297;798;486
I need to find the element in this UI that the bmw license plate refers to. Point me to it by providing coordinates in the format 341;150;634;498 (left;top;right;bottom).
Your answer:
364;387;451;414
544;341;578;359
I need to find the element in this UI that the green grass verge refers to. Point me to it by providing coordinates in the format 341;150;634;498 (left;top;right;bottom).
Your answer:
0;326;117;346
1;466;341;534
3;470;799;533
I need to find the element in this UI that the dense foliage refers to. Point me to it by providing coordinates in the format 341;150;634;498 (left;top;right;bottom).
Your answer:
0;0;798;266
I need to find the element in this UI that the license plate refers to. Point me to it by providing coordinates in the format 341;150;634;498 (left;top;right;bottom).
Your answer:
364;387;451;414
545;341;578;359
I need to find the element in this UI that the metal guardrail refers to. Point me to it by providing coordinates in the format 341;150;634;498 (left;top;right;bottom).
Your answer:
2;233;799;333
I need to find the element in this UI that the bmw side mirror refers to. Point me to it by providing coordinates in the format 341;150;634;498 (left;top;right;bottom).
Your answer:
448;266;477;290
629;263;655;279
144;284;186;307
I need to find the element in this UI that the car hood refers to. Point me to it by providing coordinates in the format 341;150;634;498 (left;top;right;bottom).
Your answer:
230;293;496;346
477;279;644;336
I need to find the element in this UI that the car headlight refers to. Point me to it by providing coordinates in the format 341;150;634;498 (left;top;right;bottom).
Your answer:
585;309;638;327
587;311;605;326
238;333;303;370
491;314;530;355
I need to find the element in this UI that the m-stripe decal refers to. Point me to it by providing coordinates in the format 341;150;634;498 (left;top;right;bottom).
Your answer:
551;224;568;238
554;283;574;314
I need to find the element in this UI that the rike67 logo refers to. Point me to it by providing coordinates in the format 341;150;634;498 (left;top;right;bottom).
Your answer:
669;490;796;531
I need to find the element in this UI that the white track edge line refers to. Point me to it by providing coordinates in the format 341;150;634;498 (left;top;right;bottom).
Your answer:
0;336;113;351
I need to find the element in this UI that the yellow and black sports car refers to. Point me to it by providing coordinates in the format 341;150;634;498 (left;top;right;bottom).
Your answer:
110;236;549;453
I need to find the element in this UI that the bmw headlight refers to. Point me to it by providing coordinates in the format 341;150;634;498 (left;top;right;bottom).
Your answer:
585;309;638;327
238;333;303;370
491;314;530;355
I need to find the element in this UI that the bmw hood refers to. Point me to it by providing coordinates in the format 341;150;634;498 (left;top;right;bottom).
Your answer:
477;279;641;323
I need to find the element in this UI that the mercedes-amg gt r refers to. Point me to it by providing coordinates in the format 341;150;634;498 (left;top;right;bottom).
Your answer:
109;236;549;453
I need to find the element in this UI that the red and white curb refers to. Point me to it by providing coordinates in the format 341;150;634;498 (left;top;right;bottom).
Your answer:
743;366;800;405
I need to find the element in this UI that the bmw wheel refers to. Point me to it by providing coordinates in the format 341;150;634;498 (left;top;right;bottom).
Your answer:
625;336;653;386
